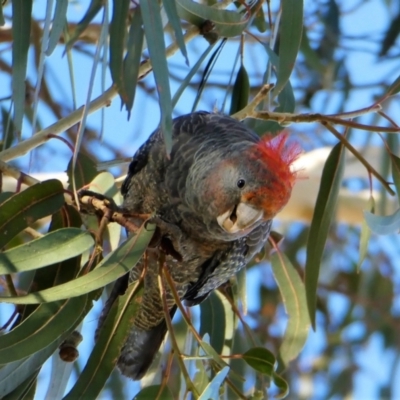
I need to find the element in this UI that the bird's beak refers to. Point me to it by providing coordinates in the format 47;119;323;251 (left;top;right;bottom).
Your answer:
217;203;263;233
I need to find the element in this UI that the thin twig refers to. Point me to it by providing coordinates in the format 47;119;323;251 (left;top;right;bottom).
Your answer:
231;84;275;120
253;110;400;133
157;270;199;398
0;159;40;187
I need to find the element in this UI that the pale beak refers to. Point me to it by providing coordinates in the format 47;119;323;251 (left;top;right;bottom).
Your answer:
217;203;263;233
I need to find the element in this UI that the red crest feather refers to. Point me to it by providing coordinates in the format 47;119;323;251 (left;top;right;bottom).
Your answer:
254;133;301;187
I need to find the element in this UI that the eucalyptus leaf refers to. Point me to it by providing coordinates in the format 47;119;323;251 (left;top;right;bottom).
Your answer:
271;252;310;367
0;225;154;304
0;180;64;249
0;228;94;274
305;142;345;328
364;208;400;235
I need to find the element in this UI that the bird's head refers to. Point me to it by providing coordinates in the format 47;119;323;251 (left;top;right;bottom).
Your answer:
196;133;301;235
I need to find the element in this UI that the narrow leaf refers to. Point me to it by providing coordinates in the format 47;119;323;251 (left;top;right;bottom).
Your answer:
198;366;230;400
11;0;33;134
305;142;345;328
272;371;290;399
1;107;15;151
109;0;130;98
163;0;189;65
199;340;229;369
66;0;104;49
0;180;64;249
200;292;226;354
172;43;216;108
0;342;60;397
0;228;94;274
46;0;68;55
358;196;375;270
44;352;75;400
386;74;400;97
141;0;173;154
0;1;5;26
364;208;400;235
122;9;144;116
0;225;154;303
271;252;310;367
63;284;143;399
229;64;250;115
66;153;97;190
0;296;88;362
391;153;400;204
274;0;303;97
1;371;38;400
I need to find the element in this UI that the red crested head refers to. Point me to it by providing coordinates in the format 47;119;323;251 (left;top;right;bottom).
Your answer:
254;133;301;187
242;133;301;219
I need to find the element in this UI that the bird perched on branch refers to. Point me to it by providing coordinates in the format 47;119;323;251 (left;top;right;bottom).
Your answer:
98;111;300;380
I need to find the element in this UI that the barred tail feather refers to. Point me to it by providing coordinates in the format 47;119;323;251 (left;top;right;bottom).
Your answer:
117;306;177;380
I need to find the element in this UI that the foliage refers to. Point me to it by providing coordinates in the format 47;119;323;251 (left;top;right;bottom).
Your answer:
0;0;400;399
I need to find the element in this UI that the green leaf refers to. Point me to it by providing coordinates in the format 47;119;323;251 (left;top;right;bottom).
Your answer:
66;152;97;190
122;9;144;116
275;0;303;97
43;353;75;400
46;0;68;55
64;284;143;399
0;225;154;303
229;64;250;115
0;180;65;249
20;205;84;322
242;347;276;377
0;296;88;363
0;1;5;26
364;208;400;235
0;341;61;397
200;292;226;354
1;371;38;400
245;44;296;135
305;142;345;328
176;0;248;37
163;0;189;65
0;228;94;274
134;385;174;400
386;74;400;97
379;13;400;57
198;366;230;400
109;0;130;99
199;339;229;369
272;371;290;399
141;0;173;155
66;0;104;50
358;196;375;270
11;0;33;134
193;359;209;394
391;153;400;204
1;107;15;151
191;39;226;112
271;252;310;367
253;7;268;33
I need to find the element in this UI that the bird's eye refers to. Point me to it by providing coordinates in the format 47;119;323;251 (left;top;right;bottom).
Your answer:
237;179;246;189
